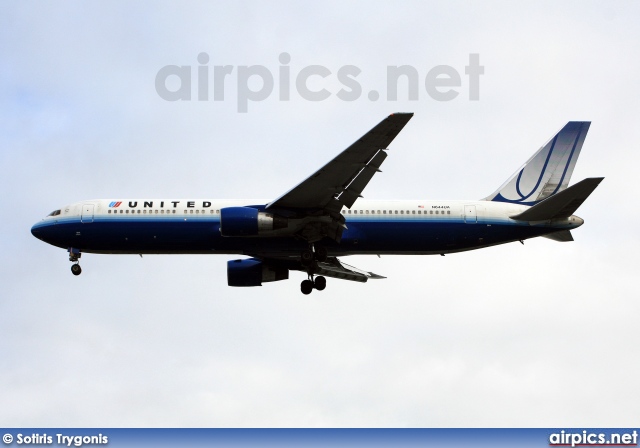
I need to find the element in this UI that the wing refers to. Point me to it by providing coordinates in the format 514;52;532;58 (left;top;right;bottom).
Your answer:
542;230;574;242
267;113;413;213
314;257;386;283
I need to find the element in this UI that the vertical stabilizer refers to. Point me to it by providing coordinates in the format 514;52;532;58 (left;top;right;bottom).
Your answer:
484;122;590;205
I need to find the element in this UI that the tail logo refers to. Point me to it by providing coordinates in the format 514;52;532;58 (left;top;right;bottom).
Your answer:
486;121;590;205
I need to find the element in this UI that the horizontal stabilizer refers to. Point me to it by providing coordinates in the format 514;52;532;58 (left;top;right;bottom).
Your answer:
543;230;574;242
511;177;604;221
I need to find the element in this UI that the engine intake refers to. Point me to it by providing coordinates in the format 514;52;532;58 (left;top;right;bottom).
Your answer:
227;258;289;287
220;207;288;237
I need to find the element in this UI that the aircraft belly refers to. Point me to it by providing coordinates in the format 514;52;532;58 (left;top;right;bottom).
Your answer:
41;219;224;253
41;217;560;256
337;220;553;254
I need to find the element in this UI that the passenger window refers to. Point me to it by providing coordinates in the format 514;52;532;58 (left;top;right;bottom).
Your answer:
447;211;451;214
412;211;415;214
400;210;404;214
395;210;398;214
196;210;199;214
430;210;433;214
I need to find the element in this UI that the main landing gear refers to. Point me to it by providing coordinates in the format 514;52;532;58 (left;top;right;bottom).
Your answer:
300;275;327;295
68;248;82;276
300;245;327;266
299;244;328;295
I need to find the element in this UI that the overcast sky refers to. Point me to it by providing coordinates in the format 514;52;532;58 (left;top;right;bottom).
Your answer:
1;0;639;427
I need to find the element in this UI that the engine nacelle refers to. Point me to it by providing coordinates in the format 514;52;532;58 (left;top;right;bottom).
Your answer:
227;258;289;287
220;207;288;237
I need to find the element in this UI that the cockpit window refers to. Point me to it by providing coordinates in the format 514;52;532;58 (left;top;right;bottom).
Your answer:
47;210;61;217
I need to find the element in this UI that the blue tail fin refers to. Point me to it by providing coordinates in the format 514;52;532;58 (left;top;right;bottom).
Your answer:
484;122;591;205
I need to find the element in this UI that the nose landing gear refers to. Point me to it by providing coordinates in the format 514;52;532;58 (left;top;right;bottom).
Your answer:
68;248;82;276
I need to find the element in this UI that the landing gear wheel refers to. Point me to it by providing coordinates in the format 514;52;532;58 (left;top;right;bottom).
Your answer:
71;264;82;276
301;279;314;295
301;250;314;266
315;246;328;262
314;276;326;291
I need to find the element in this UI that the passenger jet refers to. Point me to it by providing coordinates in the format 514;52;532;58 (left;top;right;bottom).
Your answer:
31;114;603;294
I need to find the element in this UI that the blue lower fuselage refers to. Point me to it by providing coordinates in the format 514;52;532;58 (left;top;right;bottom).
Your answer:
31;215;558;257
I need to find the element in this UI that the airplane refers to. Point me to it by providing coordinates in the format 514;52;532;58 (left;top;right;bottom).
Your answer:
31;113;603;295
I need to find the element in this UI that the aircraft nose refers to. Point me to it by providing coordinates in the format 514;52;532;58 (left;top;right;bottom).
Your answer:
31;222;46;240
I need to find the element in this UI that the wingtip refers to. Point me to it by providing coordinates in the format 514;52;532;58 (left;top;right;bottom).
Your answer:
579;177;605;186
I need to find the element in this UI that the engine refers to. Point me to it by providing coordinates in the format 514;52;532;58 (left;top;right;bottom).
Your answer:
219;207;288;237
227;258;289;287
